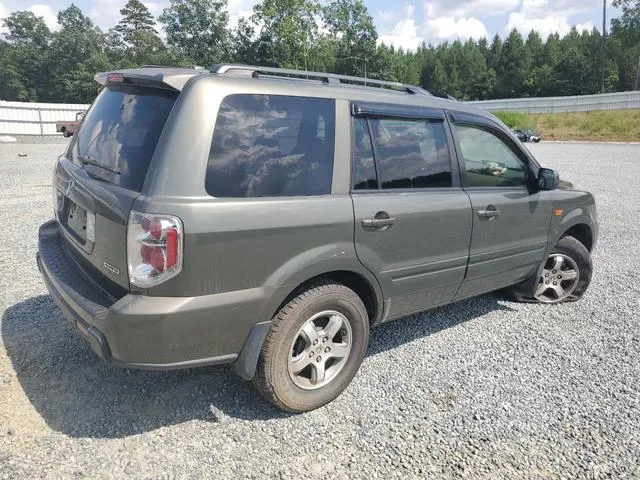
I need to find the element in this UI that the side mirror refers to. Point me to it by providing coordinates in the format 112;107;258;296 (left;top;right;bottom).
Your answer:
537;168;559;191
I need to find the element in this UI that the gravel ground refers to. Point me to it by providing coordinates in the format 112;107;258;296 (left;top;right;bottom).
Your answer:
1;141;639;479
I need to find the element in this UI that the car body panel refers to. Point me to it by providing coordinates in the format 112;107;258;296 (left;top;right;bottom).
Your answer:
455;188;552;299
37;66;598;373
351;190;472;320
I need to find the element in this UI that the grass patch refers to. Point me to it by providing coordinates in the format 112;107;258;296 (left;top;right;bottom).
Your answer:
493;111;532;129
492;109;640;142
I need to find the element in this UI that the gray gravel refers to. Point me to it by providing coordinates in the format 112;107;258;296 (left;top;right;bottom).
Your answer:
1;141;639;479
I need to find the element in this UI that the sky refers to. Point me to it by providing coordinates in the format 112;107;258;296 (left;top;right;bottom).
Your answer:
0;0;622;50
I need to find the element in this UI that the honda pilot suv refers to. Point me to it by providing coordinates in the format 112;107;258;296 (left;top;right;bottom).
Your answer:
37;65;598;412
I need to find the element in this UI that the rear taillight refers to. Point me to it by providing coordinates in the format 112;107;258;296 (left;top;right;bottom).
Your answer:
127;211;183;288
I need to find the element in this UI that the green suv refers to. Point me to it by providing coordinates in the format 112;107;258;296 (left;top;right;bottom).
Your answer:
37;65;598;412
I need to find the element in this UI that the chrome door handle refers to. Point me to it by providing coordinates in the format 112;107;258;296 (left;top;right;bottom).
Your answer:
478;210;500;218
362;217;395;228
478;207;500;218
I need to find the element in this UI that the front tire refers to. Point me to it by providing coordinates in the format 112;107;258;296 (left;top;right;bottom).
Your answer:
253;282;369;412
533;236;592;303
62;128;70;138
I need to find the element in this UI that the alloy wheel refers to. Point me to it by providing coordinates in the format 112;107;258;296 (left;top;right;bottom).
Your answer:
288;310;352;390
534;253;580;303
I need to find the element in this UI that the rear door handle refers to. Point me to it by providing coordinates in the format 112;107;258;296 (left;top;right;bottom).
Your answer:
362;216;395;229
478;206;500;219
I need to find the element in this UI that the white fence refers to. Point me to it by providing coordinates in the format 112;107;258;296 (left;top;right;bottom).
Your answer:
0;100;90;136
1;90;639;136
467;90;640;113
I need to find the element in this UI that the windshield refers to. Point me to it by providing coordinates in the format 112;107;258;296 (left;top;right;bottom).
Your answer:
70;84;178;192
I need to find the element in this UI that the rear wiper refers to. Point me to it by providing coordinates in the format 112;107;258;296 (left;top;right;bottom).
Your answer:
78;155;121;175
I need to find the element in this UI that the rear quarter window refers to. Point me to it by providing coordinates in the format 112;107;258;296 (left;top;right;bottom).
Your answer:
206;95;335;197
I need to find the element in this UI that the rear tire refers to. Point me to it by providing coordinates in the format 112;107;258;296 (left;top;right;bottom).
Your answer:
253;282;369;412
62;128;70;138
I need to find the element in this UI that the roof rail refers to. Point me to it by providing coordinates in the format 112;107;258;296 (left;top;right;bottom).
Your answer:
140;64;207;70
210;64;431;96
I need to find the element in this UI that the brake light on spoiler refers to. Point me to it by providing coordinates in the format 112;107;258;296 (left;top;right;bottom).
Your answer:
106;73;124;84
127;211;183;288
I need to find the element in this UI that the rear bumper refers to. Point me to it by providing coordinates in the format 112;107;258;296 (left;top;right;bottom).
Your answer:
37;220;279;370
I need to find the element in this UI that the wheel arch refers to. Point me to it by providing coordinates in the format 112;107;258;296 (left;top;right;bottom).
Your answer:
561;223;593;252
231;268;384;380
273;270;382;327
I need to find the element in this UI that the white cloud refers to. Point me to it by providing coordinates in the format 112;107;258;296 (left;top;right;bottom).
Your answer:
522;0;548;8
0;1;7;32
379;18;424;51
506;11;595;37
90;0;125;29
228;0;258;28
0;2;60;33
377;10;394;23
403;4;415;17
506;0;597;37
143;0;168;18
426;0;520;18
28;4;59;31
425;16;488;40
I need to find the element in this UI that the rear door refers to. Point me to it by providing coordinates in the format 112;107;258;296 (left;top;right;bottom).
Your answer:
350;103;472;321
449;113;552;300
54;83;178;290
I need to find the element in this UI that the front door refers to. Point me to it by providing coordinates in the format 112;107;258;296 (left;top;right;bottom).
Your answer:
450;114;552;300
349;106;472;321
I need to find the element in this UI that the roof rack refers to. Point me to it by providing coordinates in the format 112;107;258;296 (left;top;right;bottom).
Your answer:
140;65;207;70
210;64;432;96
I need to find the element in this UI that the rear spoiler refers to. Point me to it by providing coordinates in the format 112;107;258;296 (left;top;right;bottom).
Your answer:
94;67;205;91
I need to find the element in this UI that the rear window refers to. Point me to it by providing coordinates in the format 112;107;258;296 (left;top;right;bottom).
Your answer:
206;94;335;197
70;85;177;191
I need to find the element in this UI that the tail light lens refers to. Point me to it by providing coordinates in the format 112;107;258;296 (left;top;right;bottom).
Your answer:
127;211;183;288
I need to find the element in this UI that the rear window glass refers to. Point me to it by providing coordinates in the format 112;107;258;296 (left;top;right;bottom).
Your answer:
206;94;335;197
70;85;177;192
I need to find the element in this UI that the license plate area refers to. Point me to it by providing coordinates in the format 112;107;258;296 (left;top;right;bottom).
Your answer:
63;200;88;243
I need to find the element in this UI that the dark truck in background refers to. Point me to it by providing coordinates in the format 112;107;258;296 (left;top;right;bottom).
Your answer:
56;111;85;137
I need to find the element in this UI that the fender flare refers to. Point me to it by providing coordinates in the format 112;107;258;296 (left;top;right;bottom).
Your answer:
231;259;384;380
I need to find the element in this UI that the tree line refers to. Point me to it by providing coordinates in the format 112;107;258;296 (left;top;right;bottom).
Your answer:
1;0;638;104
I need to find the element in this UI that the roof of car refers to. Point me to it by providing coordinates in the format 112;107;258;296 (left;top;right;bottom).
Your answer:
94;65;496;121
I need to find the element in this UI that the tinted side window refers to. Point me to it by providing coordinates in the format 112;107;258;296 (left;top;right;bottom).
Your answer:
353;117;377;190
455;125;529;187
369;118;452;189
206;95;335;197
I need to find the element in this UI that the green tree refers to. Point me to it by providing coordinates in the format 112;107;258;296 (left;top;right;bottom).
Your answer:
323;0;377;77
611;0;640;89
420;56;448;94
160;0;230;66
114;0;164;64
115;0;157;44
249;0;320;69
3;10;52;47
496;29;528;98
0;41;31;100
556;46;588;95
47;5;106;102
1;11;52;100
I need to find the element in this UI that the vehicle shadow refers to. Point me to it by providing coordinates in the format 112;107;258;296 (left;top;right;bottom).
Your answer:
2;293;514;439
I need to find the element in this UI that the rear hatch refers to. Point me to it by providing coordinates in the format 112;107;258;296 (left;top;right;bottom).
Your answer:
54;82;178;291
